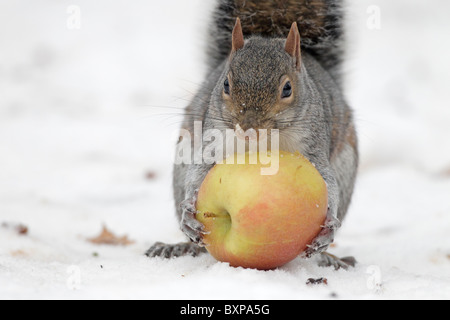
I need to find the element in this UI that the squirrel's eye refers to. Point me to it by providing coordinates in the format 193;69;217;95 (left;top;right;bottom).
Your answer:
224;78;230;95
282;81;292;99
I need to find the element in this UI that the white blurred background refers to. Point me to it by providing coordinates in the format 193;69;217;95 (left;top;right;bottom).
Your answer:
0;0;449;299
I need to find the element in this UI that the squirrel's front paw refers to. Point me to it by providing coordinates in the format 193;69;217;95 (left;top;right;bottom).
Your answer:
180;198;208;246
302;213;341;258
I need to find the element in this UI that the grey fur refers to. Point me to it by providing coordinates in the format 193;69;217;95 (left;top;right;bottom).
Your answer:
148;0;358;268
208;0;346;84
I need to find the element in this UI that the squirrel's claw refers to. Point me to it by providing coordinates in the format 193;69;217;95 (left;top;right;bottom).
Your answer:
181;221;208;247
180;198;208;247
302;214;341;258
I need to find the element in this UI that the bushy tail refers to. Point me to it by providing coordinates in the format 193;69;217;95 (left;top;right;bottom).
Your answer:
208;0;345;82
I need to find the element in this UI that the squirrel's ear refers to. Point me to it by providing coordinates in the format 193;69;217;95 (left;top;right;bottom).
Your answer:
285;22;301;71
232;18;245;53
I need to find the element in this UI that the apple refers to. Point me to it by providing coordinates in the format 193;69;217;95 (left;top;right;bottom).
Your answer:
196;151;328;270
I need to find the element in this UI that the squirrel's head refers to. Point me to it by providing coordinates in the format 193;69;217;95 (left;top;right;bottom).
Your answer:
218;18;303;133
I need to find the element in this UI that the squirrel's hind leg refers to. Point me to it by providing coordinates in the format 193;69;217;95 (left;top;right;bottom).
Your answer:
316;252;357;271
145;242;207;259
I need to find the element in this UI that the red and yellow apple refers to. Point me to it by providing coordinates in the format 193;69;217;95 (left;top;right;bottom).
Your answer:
195;151;328;270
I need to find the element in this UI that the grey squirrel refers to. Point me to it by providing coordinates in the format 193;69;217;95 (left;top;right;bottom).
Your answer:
147;0;358;269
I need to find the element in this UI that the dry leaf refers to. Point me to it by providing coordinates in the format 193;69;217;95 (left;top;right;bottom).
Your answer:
1;222;28;235
88;225;134;246
306;278;328;286
145;171;157;180
441;168;450;177
11;250;27;257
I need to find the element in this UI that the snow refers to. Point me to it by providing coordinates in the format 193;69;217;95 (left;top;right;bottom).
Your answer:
1;0;450;300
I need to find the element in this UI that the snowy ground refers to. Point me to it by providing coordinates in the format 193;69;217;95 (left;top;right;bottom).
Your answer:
1;0;449;300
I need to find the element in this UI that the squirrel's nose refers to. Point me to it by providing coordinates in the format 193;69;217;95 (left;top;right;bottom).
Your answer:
238;109;260;132
239;120;258;132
